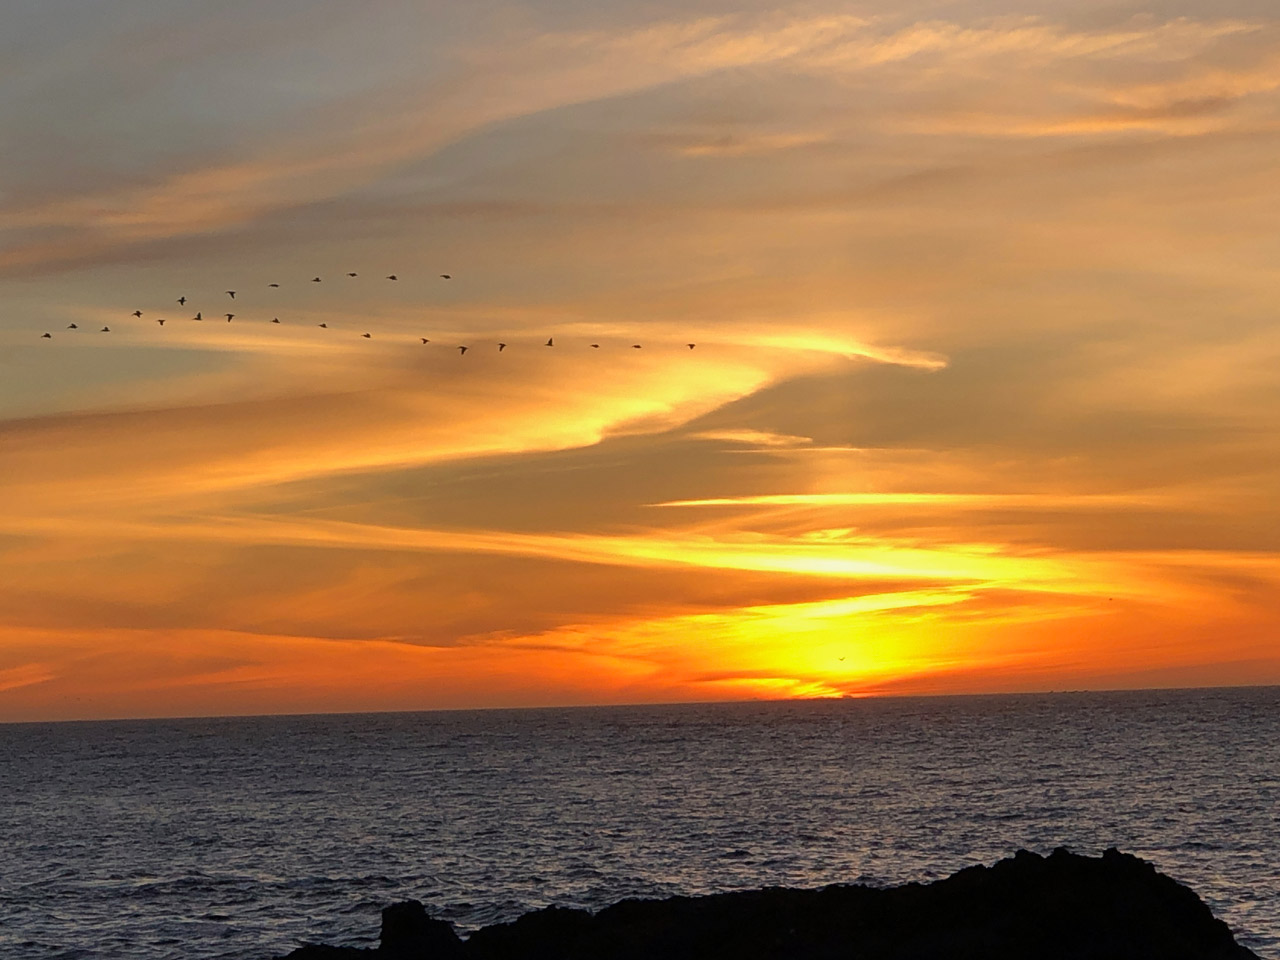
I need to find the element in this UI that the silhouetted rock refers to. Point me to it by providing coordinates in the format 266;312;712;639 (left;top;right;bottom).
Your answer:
276;848;1258;960
283;901;461;960
379;901;463;959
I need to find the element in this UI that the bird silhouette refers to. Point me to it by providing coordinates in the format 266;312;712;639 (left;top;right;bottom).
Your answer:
545;337;554;346
632;344;642;349
361;333;371;338
101;326;110;332
347;272;357;277
687;343;696;349
312;277;321;283
132;310;143;318
498;343;506;352
458;345;467;354
386;275;397;281
318;323;328;328
177;296;186;306
590;343;599;348
194;312;202;321
420;338;429;344
268;283;280;288
67;323;77;329
41;332;51;338
271;318;280;324
225;313;235;322
156;318;166;326
226;291;236;299
439;274;451;280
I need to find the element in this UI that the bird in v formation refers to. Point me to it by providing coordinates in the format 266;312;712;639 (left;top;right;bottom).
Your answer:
38;270;696;352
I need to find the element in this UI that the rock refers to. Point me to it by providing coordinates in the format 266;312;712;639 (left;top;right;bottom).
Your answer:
275;848;1258;959
279;901;462;960
379;901;463;959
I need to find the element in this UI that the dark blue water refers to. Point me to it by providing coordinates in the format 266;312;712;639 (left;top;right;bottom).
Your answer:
2;688;1276;959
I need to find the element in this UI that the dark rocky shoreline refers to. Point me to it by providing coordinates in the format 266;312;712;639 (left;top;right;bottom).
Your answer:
277;848;1259;960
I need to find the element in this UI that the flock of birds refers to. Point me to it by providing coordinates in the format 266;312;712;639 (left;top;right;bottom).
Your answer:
38;271;698;354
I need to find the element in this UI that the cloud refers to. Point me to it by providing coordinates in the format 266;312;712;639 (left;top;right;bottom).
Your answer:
0;662;54;694
6;11;1271;274
653;492;1172;508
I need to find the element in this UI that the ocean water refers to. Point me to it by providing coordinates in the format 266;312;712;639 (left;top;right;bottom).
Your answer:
1;687;1276;959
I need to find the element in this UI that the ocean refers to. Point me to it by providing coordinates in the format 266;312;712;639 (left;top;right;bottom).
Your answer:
2;687;1276;959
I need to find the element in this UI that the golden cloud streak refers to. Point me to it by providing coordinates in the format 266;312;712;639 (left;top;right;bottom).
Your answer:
0;509;1138;600
655;492;1174;508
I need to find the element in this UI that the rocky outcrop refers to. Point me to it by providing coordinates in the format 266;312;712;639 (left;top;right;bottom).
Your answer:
277;847;1258;960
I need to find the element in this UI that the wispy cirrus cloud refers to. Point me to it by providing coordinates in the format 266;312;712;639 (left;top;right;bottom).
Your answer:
5;11;1272;274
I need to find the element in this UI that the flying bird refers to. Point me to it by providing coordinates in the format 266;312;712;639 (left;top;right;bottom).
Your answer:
67;323;77;329
312;277;321;282
458;345;467;354
632;344;642;349
420;338;429;344
156;318;166;326
41;332;51;338
101;327;110;332
177;296;186;306
268;283;280;288
271;318;280;324
318;323;328;328
439;274;451;280
225;313;235;322
226;291;236;299
498;343;506;352
362;333;371;338
132;310;143;318
385;275;397;281
687;343;696;349
590;343;599;348
347;272;357;277
545;338;554;346
194;312;202;321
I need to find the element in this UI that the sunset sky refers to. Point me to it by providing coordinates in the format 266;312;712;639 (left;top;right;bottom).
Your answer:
2;0;1279;721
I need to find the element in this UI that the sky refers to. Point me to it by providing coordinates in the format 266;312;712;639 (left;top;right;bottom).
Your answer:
1;0;1278;721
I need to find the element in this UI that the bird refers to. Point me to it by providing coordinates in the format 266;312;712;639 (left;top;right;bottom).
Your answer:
420;338;430;344
687;343;696;349
41;332;51;338
362;333;371;338
318;323;328;328
498;343;506;352
386;275;397;281
268;283;280;288
67;323;77;329
590;343;599;348
226;291;236;299
545;337;554;347
632;344;642;349
177;296;186;306
311;277;321;283
347;272;357;277
439;274;451;280
271;318;280;324
194;312;202;321
458;345;467;354
225;313;235;322
132;310;143;318
101;326;110;332
156;318;166;326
